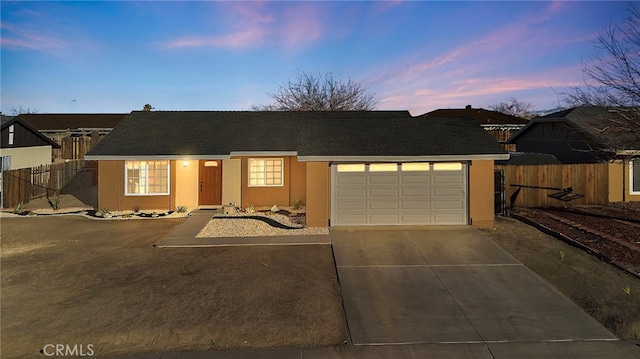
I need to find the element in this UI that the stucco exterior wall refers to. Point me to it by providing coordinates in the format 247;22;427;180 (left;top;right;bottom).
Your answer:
306;162;330;227
174;160;199;208
222;159;242;206
97;160;175;211
239;156;305;208
608;161;640;202
289;157;307;206
468;160;495;228
0;146;52;169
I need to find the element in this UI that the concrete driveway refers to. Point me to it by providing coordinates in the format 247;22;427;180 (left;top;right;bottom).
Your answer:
330;226;617;345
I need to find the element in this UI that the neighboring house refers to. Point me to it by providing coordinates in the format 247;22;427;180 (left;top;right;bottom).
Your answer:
85;111;508;228
424;105;529;151
19;113;127;161
1;115;60;170
508;106;640;202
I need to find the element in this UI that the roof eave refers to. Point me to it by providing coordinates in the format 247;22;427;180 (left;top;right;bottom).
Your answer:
297;154;510;162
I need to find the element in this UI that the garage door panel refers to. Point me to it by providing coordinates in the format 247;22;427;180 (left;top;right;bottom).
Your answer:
332;163;467;226
369;201;399;210
402;175;430;184
402;188;430;196
336;174;367;185
402;201;430;209
433;200;465;210
369;175;399;184
337;188;367;198
369;188;399;197
433;175;464;184
401;213;432;223
336;214;368;224
433;188;464;197
337;201;367;210
433;213;465;223
369;214;399;223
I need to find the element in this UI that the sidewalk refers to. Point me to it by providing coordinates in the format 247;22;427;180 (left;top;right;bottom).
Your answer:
107;340;640;358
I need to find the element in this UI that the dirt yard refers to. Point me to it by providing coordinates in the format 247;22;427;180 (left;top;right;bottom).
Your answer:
0;217;348;358
482;216;640;339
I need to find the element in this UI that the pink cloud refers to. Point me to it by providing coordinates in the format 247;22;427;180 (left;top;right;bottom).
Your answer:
161;2;327;50
0;22;67;51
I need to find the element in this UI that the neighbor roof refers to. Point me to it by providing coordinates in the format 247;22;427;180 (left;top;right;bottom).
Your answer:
19;113;127;131
86;111;508;161
510;106;640;152
424;107;529;125
1;116;61;148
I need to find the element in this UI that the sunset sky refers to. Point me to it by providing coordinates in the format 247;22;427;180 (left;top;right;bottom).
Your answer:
0;1;629;115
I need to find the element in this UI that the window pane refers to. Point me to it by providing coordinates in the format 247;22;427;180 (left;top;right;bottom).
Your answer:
337;164;365;172
369;163;397;172
433;162;463;171
633;160;640;192
402;163;430;171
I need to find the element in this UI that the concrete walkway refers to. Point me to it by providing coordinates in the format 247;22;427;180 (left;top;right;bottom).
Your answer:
156;209;330;247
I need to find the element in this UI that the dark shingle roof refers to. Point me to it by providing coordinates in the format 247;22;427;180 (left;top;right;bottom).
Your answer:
86;111;506;158
424;107;529;125
298;116;506;157
19;113;127;131
1;115;15;128
513;106;640;151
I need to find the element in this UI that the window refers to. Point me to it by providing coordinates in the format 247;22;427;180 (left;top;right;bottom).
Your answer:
631;159;640;195
369;163;398;172
125;161;170;195
401;163;430;171
249;158;283;187
336;164;365;172
8;125;14;145
433;162;463;171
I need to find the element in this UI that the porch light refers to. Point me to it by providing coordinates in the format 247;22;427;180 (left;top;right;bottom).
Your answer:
182;160;189;168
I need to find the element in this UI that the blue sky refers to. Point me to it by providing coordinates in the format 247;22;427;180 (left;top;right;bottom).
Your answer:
0;1;629;115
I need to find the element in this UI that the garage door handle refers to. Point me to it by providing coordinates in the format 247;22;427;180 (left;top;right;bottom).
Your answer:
200;181;203;192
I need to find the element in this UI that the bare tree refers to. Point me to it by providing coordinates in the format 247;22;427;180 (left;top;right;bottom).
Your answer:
252;71;377;111
9;106;37;115
488;97;536;119
558;3;640;154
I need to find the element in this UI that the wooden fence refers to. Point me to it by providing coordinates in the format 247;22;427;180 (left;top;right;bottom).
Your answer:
51;136;100;160
1;160;96;208
496;163;609;209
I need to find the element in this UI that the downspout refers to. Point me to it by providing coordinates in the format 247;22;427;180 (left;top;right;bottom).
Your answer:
622;158;626;202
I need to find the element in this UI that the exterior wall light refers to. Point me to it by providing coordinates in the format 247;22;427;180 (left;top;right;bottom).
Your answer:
182;160;189;168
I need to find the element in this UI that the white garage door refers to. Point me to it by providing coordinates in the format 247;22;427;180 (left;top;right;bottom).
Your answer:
331;162;467;226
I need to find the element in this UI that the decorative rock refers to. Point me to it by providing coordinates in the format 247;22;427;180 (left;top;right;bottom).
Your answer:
271;205;279;212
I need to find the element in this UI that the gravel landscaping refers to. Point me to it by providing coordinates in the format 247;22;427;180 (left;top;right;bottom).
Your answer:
197;213;329;238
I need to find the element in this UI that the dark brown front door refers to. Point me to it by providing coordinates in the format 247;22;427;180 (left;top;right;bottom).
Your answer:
199;160;222;205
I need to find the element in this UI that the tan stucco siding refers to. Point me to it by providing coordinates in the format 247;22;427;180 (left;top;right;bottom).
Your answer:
222;159;242;206
0;146;52;169
289;157;307;206
306;162;330;227
97;160;175;211
468;160;495;228
175;160;199;208
240;156;300;208
608;161;640;202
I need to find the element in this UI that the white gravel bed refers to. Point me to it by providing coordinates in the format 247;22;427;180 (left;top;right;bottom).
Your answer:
196;218;329;238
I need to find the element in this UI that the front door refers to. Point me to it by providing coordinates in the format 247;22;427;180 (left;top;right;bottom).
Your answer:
199;160;222;205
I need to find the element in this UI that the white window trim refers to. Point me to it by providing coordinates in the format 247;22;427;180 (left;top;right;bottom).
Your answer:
248;158;284;187
8;125;14;145
631;159;640;195
124;160;171;196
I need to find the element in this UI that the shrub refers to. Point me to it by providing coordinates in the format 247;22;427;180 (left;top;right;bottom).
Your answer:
292;198;304;210
176;205;188;213
13;202;26;214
